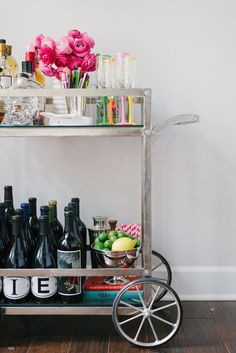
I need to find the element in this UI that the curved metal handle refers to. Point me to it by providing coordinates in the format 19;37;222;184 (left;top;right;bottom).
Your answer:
152;113;200;141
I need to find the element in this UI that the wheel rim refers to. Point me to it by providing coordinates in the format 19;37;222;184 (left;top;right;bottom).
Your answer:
151;250;172;286
112;278;182;347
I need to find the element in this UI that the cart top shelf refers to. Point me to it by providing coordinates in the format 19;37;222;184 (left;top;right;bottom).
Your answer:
0;125;144;137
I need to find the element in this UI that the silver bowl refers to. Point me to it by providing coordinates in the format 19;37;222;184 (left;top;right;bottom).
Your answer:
91;244;141;285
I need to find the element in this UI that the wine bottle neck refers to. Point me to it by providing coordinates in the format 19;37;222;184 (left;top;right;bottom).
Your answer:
49;206;54;225
53;205;58;219
64;213;74;233
29;201;37;217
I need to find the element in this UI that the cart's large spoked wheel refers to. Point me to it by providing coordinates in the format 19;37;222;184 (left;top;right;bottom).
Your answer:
151;250;172;301
112;278;182;348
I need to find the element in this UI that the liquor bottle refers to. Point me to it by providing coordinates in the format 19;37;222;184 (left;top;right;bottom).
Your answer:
31;216;57;303
71;198;87;250
14;208;30;260
3;215;30;303
57;210;83;304
25;50;45;87
0;40;7;76
68;203;86;269
0;202;10;250
5;45;18;77
29;197;39;241
48;200;63;242
21;203;35;254
4;185;15;239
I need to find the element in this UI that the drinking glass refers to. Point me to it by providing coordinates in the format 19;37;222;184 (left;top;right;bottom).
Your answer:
115;52;130;125
96;54;111;124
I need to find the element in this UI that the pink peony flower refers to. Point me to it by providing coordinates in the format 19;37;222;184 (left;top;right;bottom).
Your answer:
68;29;81;39
70;38;91;58
81;53;96;72
81;32;95;49
56;36;73;55
39;62;56;77
35;34;44;50
41;36;56;49
39;47;56;65
26;43;36;53
67;55;83;71
55;54;68;67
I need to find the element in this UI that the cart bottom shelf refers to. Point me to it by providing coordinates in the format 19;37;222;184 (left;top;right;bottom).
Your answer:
0;300;140;315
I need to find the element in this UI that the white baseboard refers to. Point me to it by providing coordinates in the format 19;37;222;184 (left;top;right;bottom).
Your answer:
159;266;236;301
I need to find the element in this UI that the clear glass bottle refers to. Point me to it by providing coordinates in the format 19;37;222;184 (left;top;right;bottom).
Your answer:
6;73;38;126
5;45;18;78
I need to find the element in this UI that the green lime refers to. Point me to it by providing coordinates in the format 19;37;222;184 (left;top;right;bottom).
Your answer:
133;238;141;247
109;235;118;243
127;235;134;239
95;241;105;250
117;231;127;238
95;237;100;244
98;232;108;242
104;239;113;250
108;230;118;238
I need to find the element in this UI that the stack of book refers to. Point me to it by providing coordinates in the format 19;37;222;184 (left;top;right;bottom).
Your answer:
84;277;143;303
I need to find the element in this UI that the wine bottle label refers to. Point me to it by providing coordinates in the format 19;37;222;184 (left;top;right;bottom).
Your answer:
31;277;57;298
3;276;30;300
57;250;81;296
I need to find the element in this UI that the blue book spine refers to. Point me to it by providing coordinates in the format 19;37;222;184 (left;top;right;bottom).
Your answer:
84;290;144;301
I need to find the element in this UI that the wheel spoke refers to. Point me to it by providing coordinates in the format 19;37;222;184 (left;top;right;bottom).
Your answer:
152;262;162;271
134;316;146;341
152;302;177;313
120;313;143;326
148;286;161;309
157;278;168;282
148;317;159;342
120;300;143;313
151;313;176;327
136;285;146;309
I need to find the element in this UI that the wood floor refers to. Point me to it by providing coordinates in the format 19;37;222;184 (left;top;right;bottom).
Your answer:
0;302;235;352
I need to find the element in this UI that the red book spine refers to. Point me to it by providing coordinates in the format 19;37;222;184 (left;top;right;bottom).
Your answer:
84;277;142;291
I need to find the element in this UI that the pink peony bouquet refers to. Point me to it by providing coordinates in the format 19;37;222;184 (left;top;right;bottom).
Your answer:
31;29;96;80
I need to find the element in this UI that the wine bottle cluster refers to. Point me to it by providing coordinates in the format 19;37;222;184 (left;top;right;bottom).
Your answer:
0;186;87;304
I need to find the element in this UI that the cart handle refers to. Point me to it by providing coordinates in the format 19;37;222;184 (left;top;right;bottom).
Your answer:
151;113;200;140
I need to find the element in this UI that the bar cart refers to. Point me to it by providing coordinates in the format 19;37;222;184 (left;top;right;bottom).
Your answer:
0;88;199;348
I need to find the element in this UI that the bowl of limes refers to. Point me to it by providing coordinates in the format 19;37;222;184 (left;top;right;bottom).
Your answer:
91;230;141;284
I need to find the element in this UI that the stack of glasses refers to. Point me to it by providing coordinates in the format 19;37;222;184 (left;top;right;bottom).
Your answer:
96;53;138;125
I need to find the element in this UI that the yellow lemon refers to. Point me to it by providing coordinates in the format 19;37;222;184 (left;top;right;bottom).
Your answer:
112;237;135;251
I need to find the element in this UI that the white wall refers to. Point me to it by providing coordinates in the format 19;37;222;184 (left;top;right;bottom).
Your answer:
0;0;235;299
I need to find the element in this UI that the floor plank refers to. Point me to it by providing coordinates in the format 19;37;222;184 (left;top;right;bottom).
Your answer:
27;336;71;353
182;318;230;353
69;316;110;353
182;301;213;319
208;301;236;353
150;327;189;353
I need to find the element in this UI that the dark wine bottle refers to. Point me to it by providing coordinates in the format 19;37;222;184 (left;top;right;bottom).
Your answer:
21;203;35;255
4;185;15;240
68;203;86;269
29;198;39;241
15;208;29;260
3;215;30;303
57;210;83;304
48;200;63;242
48;205;58;259
31;216;57;304
40;205;49;217
71;197;87;261
0;202;10;250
